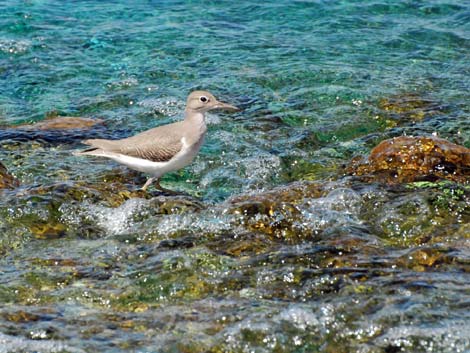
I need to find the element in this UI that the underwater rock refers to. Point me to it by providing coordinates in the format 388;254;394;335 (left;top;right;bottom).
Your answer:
229;181;326;207
26;180;149;208
29;221;67;239
3;310;40;323
14;116;104;130
0;161;19;189
377;92;445;126
395;247;447;271
0;116;111;144
346;136;470;184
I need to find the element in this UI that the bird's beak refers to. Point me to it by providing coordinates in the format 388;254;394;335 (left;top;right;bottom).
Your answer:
213;100;240;112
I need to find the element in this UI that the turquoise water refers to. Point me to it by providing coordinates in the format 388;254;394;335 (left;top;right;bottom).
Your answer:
0;1;470;352
1;0;468;197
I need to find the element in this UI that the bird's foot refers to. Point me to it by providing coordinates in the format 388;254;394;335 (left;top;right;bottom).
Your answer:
141;178;181;195
141;177;155;192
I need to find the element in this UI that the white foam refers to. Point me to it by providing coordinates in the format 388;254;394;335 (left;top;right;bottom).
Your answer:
300;187;363;232
86;198;149;235
277;305;320;330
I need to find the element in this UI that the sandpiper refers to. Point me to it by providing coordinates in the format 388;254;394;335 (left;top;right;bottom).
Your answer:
75;90;238;192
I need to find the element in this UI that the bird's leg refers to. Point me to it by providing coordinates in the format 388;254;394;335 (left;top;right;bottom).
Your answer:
154;178;179;195
141;177;155;191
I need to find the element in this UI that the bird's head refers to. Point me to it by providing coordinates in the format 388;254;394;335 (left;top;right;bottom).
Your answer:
186;90;239;113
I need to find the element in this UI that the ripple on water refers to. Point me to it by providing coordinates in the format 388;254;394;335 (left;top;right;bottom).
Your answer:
0;332;83;353
199;152;282;197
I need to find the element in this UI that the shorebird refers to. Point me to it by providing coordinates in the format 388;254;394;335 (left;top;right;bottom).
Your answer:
75;91;238;192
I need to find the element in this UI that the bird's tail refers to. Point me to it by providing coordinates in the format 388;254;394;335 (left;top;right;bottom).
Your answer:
73;139;117;157
73;147;104;157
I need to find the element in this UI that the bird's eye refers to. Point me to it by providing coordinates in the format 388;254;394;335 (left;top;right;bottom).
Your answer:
200;96;208;103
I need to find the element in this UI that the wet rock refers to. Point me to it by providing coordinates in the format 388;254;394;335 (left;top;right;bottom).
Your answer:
346;136;470;184
227;182;328;241
359;181;470;246
207;231;274;257
14;116;104;130
0;161;19;189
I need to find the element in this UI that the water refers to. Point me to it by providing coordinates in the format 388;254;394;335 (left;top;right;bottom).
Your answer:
0;0;469;352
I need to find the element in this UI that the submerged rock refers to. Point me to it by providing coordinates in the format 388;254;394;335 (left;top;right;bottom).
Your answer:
0;161;19;189
0;116;112;144
346;136;470;184
14;116;104;130
377;92;445;126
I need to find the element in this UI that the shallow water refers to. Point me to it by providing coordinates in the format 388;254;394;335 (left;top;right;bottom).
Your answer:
0;0;469;352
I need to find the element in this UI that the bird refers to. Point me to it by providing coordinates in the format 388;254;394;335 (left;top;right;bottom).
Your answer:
74;90;239;192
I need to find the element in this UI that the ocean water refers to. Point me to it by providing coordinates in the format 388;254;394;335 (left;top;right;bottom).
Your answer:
1;0;468;197
0;1;469;352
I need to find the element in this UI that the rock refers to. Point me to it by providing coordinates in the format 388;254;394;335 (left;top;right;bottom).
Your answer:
3;310;40;323
377;92;445;126
229;181;325;206
15;116;104;130
0;161;19;189
0;116;111;144
150;196;205;215
26;180;149;208
29;221;67;239
227;182;327;241
346;136;470;184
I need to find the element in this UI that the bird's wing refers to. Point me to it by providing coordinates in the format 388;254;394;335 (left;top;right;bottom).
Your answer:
82;122;184;162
